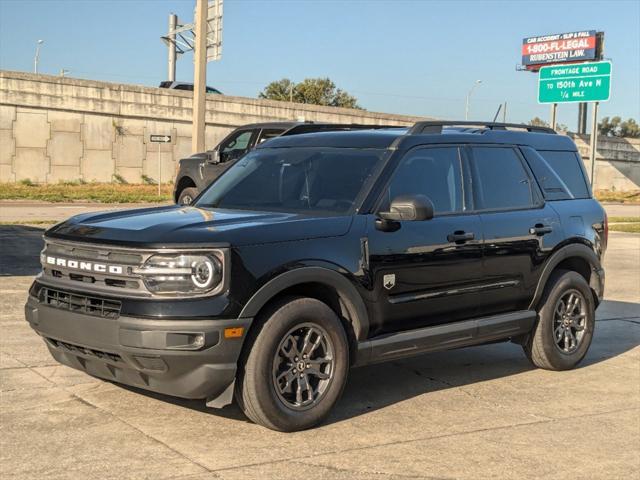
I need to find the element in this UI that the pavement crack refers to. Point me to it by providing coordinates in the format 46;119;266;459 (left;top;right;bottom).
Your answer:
291;459;451;480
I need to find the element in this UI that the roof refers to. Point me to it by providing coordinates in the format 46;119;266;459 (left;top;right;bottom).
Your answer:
257;123;578;151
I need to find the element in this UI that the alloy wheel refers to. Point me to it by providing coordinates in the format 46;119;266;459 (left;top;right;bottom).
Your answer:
553;289;587;354
272;323;334;410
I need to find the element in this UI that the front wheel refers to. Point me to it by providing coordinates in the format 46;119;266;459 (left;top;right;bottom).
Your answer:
524;270;596;371
236;297;349;431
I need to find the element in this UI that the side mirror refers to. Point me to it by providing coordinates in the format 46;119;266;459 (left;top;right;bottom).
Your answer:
207;149;221;164
379;195;434;222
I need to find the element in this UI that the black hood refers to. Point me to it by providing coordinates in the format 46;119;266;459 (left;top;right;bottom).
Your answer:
45;205;353;248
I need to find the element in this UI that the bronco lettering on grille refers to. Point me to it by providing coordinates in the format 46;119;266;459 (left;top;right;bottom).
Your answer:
45;256;124;275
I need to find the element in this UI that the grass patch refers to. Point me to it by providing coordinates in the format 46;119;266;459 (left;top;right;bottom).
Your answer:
595;190;640;204
609;223;640;233
0;220;58;226
609;216;640;223
0;183;173;203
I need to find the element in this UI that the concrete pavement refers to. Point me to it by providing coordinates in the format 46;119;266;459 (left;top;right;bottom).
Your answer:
0;227;638;479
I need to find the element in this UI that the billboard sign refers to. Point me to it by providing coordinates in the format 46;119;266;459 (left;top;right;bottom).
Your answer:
522;30;598;70
538;61;611;104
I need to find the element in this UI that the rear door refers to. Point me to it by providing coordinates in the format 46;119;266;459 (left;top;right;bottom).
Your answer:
467;145;563;314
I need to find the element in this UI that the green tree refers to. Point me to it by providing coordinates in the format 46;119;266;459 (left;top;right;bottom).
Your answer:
528;117;568;132
259;77;361;109
599;116;640;138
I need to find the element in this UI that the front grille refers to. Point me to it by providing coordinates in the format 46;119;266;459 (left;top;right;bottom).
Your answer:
45;337;123;363
40;239;152;298
40;287;121;319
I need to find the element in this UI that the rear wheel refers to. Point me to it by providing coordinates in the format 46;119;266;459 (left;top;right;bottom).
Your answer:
524;270;595;370
236;297;349;431
177;187;199;205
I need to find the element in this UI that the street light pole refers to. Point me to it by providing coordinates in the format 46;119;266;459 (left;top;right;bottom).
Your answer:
465;80;482;121
191;0;207;154
34;40;44;74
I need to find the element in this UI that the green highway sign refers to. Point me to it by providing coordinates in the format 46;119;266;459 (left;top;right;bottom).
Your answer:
538;61;611;104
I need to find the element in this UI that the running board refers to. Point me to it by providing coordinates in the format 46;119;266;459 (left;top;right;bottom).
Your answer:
356;310;536;366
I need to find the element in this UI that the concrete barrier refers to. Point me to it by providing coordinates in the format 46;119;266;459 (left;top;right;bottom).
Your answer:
1;70;638;191
0;71;423;184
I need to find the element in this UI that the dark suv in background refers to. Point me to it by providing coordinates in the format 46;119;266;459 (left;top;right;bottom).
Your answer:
173;122;395;204
26;121;606;432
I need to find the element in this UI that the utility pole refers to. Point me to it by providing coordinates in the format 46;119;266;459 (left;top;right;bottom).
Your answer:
465;80;482;120
550;103;558;131
167;14;177;82
577;102;588;134
34;40;44;74
589;102;600;188
192;0;208;154
502;101;507;122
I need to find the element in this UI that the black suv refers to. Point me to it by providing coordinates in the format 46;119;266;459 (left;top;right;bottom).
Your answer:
173;122;387;205
26;121;607;432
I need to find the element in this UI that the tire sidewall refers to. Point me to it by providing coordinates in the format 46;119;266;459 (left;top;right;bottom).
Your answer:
536;271;595;369
245;298;349;431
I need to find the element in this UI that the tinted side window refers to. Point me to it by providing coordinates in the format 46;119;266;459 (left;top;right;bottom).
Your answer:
258;128;286;144
539;151;590;199
520;147;572;200
384;147;464;214
220;130;254;162
470;147;534;210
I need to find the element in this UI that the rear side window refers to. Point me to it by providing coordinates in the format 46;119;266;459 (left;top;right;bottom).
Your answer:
538;151;590;199
470;147;534;210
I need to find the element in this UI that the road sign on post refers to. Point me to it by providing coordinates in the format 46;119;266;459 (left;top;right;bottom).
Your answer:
150;135;172;196
538;61;611;104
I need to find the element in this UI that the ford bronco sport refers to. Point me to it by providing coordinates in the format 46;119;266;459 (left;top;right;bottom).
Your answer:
26;121;606;432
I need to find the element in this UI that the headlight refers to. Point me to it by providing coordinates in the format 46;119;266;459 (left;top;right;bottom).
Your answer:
135;252;224;296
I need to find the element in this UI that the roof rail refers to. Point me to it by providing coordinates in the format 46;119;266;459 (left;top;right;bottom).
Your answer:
408;121;556;135
282;123;406;136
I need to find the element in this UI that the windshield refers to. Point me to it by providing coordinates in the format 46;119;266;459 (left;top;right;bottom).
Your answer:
195;147;386;215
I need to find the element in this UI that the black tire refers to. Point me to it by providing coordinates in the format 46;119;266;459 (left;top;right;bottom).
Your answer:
236;297;349;432
524;270;595;371
177;187;199;205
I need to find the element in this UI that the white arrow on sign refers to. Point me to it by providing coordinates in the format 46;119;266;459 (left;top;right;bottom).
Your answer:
150;135;172;143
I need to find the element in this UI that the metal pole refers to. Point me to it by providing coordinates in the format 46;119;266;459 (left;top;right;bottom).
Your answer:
502;101;507;122
550;103;558;131
192;0;207;154
579;102;588;134
168;14;177;82
465;80;482;121
34;40;44;74
158;143;162;197
589;102;599;188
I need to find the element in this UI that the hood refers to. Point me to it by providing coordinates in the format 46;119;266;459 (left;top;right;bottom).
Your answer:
45;205;353;247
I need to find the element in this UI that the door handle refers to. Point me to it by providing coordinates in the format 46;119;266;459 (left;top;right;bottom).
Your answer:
447;231;475;243
529;224;553;236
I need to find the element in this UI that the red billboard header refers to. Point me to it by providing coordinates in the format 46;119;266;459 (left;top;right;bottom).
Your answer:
522;30;601;71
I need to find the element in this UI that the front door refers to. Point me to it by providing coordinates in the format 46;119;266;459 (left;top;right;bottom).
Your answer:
366;146;484;335
202;129;258;185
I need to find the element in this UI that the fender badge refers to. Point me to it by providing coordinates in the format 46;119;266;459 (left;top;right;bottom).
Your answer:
383;274;396;290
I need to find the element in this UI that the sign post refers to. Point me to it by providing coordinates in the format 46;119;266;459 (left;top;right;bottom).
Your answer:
150;135;172;196
589;102;599;187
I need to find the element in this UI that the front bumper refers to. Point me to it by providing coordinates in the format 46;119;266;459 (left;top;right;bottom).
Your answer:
24;294;251;404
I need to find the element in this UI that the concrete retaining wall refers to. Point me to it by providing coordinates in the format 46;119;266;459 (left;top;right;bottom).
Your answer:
1;70;638;191
0;71;422;184
570;134;640;191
